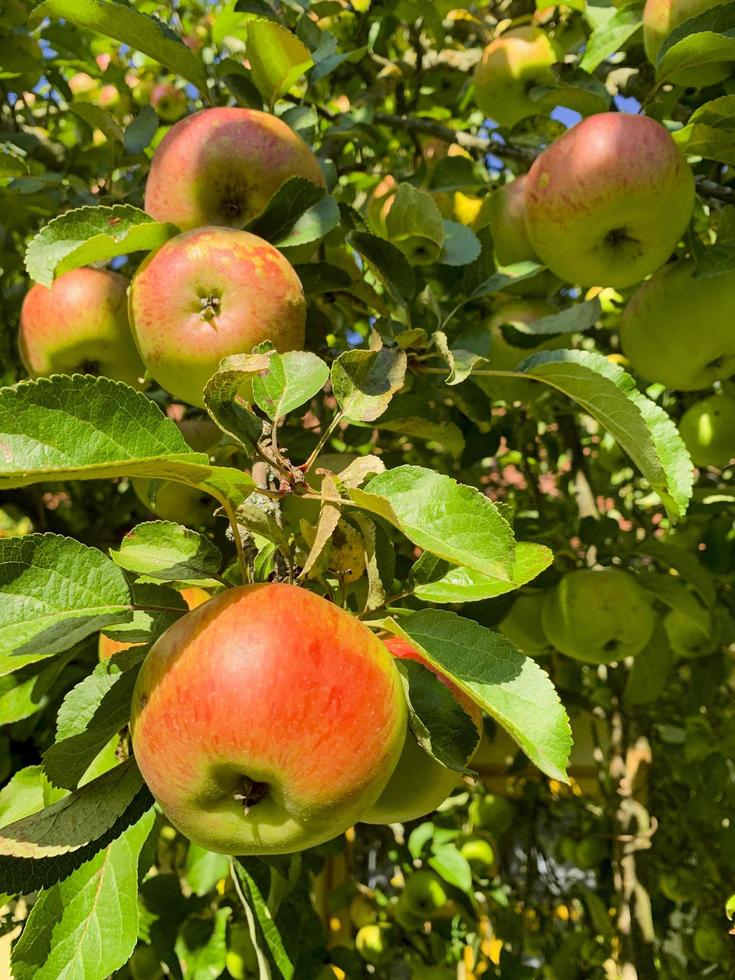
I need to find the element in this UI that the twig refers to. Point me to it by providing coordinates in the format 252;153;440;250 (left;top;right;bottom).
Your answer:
372;111;536;162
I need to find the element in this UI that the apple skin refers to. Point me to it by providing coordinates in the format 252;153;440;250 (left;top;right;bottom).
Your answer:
398;871;448;919
130;583;407;855
499;592;549;655
99;586;210;660
144;107;325;231
469;793;514;836
620;261;735;390
542;568;655;664
474;27;558;129
524;113;694;289
19;268;146;388
149;82;187;122
643;0;729;87
360;636;482;825
128;227;306;407
679;392;735;468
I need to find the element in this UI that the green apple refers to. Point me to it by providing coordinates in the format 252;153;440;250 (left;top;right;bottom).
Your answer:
460;837;496;874
525;113;694;289
658;869;693;903
225;923;258;979
679;392;735;468
469;793;514;836
398;871;448;919
643;0;730;87
355;923;397;965
149;82;187;122
360;636;482;824
19;268;146;388
349;893;377;929
499;592;549;655
693;917;731;963
663;607;715;658
619;261;735;390
542;568;655;663
474;27;559;128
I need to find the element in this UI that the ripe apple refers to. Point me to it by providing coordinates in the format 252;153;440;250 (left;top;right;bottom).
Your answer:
499;592;549;655
19;268;146;388
619;261;735;390
130;583;407;854
128;227;307;407
542;568;655;663
360;635;482;825
144;107;325;230
469;793;514;836
643;0;730;87
472;298;565;404
149;83;187;122
474;27;559;129
99;586;210;660
524;113;694;288
679;392;735;468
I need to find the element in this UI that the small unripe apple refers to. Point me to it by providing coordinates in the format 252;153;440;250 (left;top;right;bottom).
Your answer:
679;392;735;468
355;923;396;965
349;893;377;929
643;0;729;87
19;268;146;388
693;917;731;963
542;568;655;663
619;261;735;390
459;837;496;874
149;82;187;122
663;608;714;658
144;107;325;231
131;583;407;854
129;227;307;407
469;793;514;836
360;635;482;825
399;871;448;918
474;27;559;129
524;113;694;288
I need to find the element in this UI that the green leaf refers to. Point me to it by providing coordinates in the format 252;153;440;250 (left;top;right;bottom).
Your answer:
346;231;417;302
383;610;571;781
383;183;445;264
69;103;124;144
434;330;489;385
428;845;473;894
0;758;153;894
439;220;482;267
468;260;545;300
499;298;601;339
529;64;611;115
110;521;222;583
656;1;735;81
29;0;207;90
204;352;271;451
43;657;142;790
252;351;329;421
351;465;516;580
101;582;186;644
232;858;295;980
331;347;407;422
175;907;232;980
10;808;155;980
25;204;178;287
296;262;352;294
124;104;160;154
413;542;553;604
623;622;673;706
0;767;55;828
186;845;230;897
515;350;693;521
674;122;735;166
245;176;326;244
580;3;643;73
246;19;314;105
278;195;340;252
0;376;254;509
397;660;480;773
0;534;132;675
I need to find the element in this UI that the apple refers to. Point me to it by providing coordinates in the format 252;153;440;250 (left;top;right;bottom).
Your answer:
355;923;396;965
469;793;514;836
130;583;407;854
499;592;549;655
474;27;559;129
360;635;482;825
679;392;735;468
524;113;694;288
149;82;187;122
128;227;307;407
663;607;715;658
643;0;730;87
459;837;496;874
19;268;146;388
542;568;655;663
694;917;731;963
472;298;566;404
99;586;210;660
143;107;325;231
659;869;693;903
619;261;735;390
398;871;448;920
